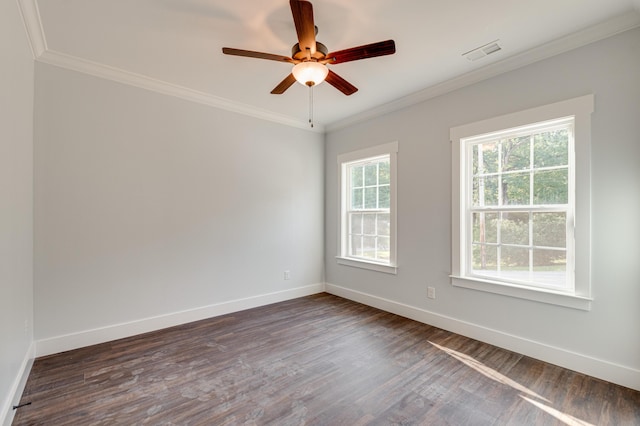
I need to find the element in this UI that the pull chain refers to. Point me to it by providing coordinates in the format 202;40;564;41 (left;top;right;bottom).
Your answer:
308;84;314;128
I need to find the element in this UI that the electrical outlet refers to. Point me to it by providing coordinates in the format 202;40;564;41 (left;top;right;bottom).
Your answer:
427;287;436;299
284;270;291;280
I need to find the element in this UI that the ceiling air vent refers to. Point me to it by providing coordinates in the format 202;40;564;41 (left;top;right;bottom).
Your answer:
463;40;501;62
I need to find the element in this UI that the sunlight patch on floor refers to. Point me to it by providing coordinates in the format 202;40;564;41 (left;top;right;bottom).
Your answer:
429;341;549;402
430;341;598;426
521;396;596;426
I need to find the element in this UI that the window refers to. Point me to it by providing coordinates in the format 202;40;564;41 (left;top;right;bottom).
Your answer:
468;118;573;289
338;142;398;274
451;95;593;310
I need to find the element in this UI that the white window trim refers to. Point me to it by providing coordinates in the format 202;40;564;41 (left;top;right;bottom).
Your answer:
337;141;398;274
450;95;594;310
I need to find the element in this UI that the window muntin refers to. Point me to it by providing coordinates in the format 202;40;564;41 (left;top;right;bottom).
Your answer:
465;119;574;291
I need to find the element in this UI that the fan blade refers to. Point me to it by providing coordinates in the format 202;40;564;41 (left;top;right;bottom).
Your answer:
222;47;296;63
290;0;316;55
323;40;396;64
325;70;358;96
271;74;297;94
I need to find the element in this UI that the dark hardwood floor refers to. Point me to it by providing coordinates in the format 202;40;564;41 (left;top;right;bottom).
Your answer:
13;293;640;425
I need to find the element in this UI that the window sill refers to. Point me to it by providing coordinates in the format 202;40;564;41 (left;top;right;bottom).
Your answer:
336;257;397;275
450;275;592;310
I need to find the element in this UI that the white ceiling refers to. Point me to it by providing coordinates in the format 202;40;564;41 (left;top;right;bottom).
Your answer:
21;0;640;130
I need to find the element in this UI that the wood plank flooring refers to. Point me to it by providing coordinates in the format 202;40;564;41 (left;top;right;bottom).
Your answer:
13;293;640;425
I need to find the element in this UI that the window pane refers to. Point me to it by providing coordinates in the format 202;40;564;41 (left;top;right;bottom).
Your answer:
473;142;499;175
350;213;362;235
379;160;390;184
532;249;566;287
378;237;390;261
363;236;376;259
473;212;498;244
377;213;390;236
363;213;376;235
501;136;530;172
472;177;478;205
533;212;566;248
351;166;363;187
501;212;529;245
472;213;480;242
500;246;530;281
364;164;377;186
364;187;377;209
534;169;568;204
472;244;497;275
351;188;363;209
378;185;390;209
473;176;499;206
534;129;568;168
350;236;363;257
502;172;530;205
472;145;478;175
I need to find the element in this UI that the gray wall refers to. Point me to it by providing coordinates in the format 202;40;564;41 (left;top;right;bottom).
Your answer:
325;28;640;379
34;63;324;341
0;0;35;421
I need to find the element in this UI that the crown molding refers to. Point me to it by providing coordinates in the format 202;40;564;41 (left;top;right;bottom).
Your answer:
325;11;640;133
16;0;47;58
37;50;323;132
15;0;321;132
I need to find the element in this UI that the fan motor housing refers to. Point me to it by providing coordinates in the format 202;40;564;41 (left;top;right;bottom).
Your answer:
292;42;328;61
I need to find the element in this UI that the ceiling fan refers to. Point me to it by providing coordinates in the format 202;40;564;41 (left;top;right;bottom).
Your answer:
222;0;396;96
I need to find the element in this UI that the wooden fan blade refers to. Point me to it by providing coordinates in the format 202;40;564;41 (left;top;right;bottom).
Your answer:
222;47;296;63
323;40;396;64
290;0;316;55
325;70;358;96
271;73;297;94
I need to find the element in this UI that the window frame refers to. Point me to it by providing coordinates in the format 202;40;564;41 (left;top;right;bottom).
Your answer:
337;142;398;274
450;95;594;310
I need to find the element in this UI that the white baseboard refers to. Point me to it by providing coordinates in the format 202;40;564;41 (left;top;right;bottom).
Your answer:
325;283;640;391
36;283;325;358
1;342;35;426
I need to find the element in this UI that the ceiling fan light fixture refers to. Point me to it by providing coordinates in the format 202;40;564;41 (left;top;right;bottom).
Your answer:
292;61;328;86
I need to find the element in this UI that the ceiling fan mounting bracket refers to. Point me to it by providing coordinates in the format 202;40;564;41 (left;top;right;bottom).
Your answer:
292;42;328;61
